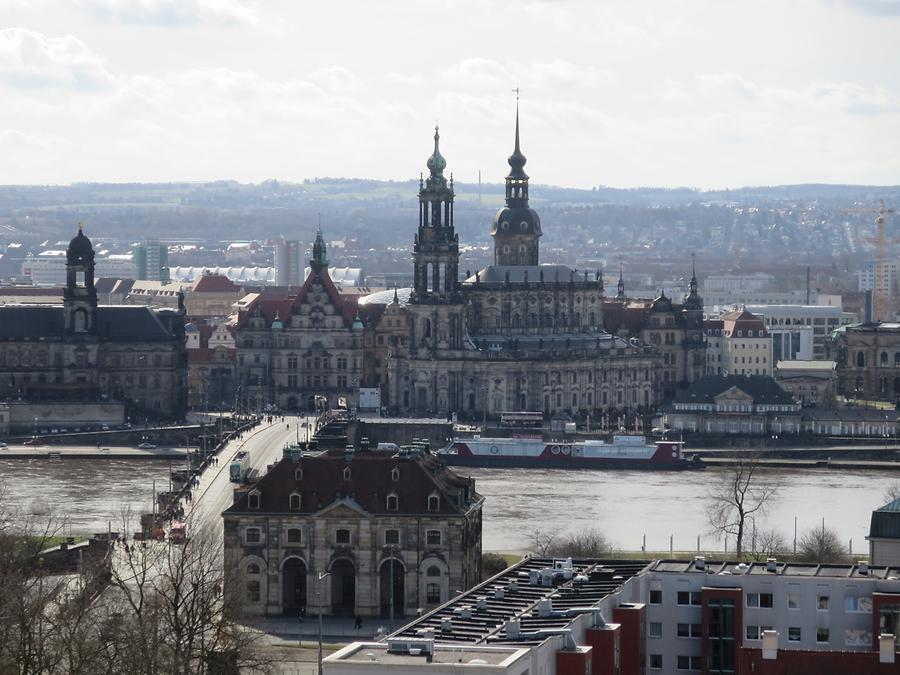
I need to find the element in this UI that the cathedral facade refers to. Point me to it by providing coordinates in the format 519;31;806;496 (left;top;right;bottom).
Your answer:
387;114;663;420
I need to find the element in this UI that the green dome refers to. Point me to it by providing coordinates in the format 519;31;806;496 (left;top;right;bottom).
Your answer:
426;126;446;177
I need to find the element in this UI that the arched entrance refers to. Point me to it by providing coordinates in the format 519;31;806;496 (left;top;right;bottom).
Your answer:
282;557;307;615
379;558;405;619
330;559;356;616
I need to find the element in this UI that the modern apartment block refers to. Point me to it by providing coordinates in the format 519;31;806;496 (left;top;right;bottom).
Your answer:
323;556;900;675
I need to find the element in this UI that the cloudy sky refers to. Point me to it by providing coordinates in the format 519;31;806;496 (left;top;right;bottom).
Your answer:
1;0;899;188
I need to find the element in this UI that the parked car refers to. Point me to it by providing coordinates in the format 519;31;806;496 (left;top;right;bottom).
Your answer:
24;438;43;446
0;441;8;448
138;442;157;449
101;425;109;431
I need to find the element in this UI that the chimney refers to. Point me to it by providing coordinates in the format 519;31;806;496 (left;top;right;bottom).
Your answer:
762;630;778;660
766;557;777;573
880;634;896;664
506;620;521;639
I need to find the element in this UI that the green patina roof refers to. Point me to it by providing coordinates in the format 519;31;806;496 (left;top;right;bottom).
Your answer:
870;497;900;538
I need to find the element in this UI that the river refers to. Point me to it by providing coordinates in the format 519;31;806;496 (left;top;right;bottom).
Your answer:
0;458;893;555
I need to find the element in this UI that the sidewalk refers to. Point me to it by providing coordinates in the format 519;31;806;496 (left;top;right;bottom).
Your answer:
246;614;406;643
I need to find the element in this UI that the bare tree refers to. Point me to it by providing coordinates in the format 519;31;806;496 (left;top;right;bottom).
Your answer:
706;454;778;557
529;527;617;558
884;484;900;503
754;527;789;560
798;524;848;563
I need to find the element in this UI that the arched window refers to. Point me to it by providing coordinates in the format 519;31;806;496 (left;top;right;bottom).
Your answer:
427;565;441;577
427;494;440;512
391;467;400;481
857;352;866;368
248;491;260;509
386;493;399;511
294;468;303;480
247;562;261;575
882;352;889;367
423;318;431;339
289;493;301;510
343;467;352;481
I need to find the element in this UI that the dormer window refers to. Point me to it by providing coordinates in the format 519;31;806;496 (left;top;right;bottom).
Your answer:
427;493;440;512
294;467;303;480
248;491;260;510
386;493;399;511
289;492;301;511
391;467;400;482
343;467;352;481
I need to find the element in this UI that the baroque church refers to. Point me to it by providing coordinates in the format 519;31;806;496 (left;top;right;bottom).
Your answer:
386;111;664;418
0;226;187;418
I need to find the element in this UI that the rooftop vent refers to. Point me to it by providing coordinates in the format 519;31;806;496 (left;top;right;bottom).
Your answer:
475;597;488;610
766;558;777;573
493;588;505;600
508;581;519;593
694;556;705;571
386;638;435;657
859;561;869;575
505;620;521;639
440;618;452;633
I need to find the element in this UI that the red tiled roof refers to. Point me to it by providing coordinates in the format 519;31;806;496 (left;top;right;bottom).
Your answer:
225;451;480;517
193;274;242;293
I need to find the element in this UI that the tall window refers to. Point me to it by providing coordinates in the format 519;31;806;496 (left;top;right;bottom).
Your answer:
426;583;441;603
707;598;736;674
427;494;440;512
386;494;399;511
289;493;301;510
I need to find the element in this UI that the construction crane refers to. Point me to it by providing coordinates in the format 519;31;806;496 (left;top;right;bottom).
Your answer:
844;201;896;322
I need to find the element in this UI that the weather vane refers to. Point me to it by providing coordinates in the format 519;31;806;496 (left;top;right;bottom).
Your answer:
512;87;520;101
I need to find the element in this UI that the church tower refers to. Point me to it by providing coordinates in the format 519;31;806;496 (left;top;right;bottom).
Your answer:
491;103;542;266
310;227;329;274
411;126;459;303
64;224;98;333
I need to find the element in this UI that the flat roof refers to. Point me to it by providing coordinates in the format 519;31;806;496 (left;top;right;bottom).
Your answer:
330;642;529;667
776;360;836;371
391;557;649;646
649;559;899;579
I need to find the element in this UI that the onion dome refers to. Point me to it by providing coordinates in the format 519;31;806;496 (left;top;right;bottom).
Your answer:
426;126;446;178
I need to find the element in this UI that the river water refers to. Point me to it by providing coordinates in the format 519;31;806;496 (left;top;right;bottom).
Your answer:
0;458;894;555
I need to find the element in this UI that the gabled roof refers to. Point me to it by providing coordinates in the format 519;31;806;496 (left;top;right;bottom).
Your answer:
675;375;795;405
236;267;359;328
224;450;480;517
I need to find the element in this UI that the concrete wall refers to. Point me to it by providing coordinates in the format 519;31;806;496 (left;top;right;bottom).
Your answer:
8;401;124;432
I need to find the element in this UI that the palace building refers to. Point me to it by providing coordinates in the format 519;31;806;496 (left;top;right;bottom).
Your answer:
0;226;187;418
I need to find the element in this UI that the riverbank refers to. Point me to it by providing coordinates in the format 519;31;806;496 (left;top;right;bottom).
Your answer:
0;445;189;459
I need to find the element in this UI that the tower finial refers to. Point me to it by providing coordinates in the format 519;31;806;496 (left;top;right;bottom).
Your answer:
426;125;446;177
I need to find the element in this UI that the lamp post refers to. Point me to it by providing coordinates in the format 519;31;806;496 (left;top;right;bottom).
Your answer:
389;545;396;633
317;571;331;675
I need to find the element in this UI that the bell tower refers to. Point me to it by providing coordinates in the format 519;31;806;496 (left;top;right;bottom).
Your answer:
491;101;542;266
411;126;460;303
64;224;98;334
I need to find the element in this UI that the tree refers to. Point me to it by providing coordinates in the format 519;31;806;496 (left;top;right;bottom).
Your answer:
884;484;900;503
706;454;778;557
481;553;509;578
798;524;848;563
754;527;789;561
529;528;617;558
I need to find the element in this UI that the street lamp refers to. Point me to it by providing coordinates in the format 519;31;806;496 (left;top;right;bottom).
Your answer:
317;570;331;675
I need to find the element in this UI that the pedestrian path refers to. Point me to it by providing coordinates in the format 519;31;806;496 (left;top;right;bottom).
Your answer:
245;615;406;643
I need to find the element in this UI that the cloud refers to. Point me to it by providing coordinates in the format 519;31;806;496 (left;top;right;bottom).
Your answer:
73;0;258;26
0;28;113;90
835;0;900;16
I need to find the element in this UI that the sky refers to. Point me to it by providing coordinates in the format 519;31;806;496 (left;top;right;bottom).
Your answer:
1;0;900;189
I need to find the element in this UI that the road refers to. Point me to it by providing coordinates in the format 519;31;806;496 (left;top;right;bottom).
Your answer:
184;414;317;536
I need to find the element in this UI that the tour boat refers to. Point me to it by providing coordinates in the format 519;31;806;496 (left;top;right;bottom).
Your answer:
437;435;703;470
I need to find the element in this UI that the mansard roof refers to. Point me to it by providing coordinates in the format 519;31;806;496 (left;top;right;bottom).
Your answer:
224;450;481;517
463;264;583;286
675;375;795;406
0;305;180;341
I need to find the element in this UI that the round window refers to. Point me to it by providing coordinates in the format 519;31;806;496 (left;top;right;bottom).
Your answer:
501;221;510;230
520;221;528;230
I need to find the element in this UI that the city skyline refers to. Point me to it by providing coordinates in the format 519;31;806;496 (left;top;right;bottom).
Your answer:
0;0;899;188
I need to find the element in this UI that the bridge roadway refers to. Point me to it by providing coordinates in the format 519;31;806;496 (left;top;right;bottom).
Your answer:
183;414;317;537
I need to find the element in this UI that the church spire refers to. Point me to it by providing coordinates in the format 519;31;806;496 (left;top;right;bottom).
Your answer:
310;228;328;273
616;262;625;301
684;253;703;310
426;125;447;179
